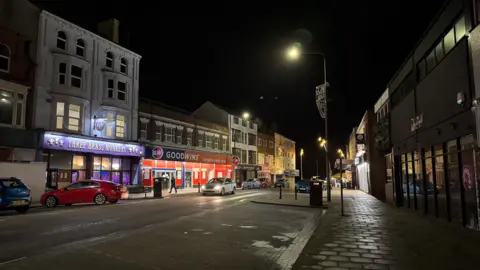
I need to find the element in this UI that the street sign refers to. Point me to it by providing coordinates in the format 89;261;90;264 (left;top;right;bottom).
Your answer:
152;146;164;159
232;156;239;165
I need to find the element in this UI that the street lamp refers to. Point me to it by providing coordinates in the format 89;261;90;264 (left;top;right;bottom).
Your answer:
300;148;304;179
287;42;330;201
337;149;345;216
242;112;250;120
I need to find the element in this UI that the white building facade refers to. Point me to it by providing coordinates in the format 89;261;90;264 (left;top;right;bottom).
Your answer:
33;11;144;188
229;114;259;183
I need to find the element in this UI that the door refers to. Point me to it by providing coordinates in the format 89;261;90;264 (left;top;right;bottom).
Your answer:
185;172;192;188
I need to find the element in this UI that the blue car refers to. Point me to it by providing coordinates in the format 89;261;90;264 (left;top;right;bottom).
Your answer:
0;177;31;213
295;180;311;193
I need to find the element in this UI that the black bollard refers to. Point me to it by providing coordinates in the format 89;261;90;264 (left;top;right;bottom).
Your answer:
279;185;282;199
295;187;298;200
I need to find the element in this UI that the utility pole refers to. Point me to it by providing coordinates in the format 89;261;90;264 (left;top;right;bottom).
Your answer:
316;160;319;177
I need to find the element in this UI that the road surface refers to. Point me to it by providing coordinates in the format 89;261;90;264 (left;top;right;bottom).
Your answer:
0;189;323;270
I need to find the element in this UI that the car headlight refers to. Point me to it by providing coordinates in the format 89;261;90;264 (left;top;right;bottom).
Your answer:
214;185;221;190
201;185;205;189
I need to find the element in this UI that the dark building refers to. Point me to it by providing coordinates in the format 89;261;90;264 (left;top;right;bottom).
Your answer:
387;0;480;230
0;0;41;161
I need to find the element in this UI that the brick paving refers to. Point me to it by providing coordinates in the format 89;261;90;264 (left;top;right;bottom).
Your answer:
293;189;480;270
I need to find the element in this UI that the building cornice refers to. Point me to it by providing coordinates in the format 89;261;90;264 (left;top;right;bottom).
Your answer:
41;10;141;60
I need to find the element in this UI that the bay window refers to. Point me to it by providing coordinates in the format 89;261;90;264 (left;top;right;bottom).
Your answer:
70;65;82;88
115;114;125;138
55;102;82;131
187;129;193;145
0;89;24;127
105;111;126;138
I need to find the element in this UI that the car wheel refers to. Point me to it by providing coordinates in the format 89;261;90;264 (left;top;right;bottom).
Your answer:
232;187;236;194
202;193;206;196
109;199;118;204
220;188;225;196
15;206;29;214
45;195;58;208
94;193;107;205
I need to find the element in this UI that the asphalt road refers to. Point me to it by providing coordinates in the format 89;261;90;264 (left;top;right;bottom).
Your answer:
0;189;323;270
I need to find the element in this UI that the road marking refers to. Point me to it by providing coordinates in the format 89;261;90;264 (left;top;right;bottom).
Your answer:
0;256;26;266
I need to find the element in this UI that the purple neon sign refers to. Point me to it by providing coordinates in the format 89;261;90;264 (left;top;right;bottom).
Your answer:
43;132;144;157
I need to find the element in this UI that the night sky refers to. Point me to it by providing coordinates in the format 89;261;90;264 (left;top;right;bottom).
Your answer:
34;0;444;178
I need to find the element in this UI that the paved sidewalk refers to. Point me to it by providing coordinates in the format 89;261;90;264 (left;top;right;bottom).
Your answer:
293;189;480;270
250;191;327;208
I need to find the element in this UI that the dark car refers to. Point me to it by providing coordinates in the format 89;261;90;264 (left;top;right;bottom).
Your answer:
295;180;311;193
274;179;290;188
0;177;31;213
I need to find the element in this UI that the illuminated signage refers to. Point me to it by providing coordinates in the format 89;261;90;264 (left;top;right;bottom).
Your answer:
43;132;144;157
146;146;230;164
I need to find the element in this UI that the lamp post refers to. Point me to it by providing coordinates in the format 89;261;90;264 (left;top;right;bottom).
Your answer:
300;149;304;179
337;149;345;216
287;44;329;201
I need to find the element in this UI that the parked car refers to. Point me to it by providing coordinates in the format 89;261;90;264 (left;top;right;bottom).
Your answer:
0;177;31;213
202;178;236;195
295;180;311;193
257;178;271;188
274;179;290;188
41;180;124;207
242;179;261;189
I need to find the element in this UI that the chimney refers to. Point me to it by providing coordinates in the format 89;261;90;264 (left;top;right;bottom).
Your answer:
97;18;120;43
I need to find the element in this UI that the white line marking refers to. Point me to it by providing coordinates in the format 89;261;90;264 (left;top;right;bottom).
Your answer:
0;256;26;266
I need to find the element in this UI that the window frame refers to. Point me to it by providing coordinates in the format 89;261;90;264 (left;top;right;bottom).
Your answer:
117;81;126;101
76;39;85;57
58;62;67;85
120;58;127;74
70;65;83;89
57;31;67;50
68;104;81;131
115;114;126;138
164;126;174;142
0;89;25;127
106;52;114;68
0;44;11;73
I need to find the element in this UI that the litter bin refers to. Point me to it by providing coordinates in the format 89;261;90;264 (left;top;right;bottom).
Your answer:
309;180;323;206
153;177;167;198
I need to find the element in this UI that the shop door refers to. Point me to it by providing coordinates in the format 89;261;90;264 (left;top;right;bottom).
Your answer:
185;172;192;188
201;171;207;185
50;170;71;189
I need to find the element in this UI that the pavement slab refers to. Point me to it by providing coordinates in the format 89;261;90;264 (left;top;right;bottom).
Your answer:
292;189;480;270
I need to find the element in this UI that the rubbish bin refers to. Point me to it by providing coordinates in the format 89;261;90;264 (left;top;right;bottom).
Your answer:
309;180;323;206
153;177;167;198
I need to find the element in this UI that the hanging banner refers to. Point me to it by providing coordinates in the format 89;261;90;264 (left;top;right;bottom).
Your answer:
316;84;327;119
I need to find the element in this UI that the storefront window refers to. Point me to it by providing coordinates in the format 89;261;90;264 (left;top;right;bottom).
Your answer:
414;151;423;211
102;157;111;170
385;154;393;183
425;149;435;216
72;155;86;169
112;158;121;170
447;139;461;224
92;156;133;184
50;152;73;169
435;143;447;219
460;135;478;230
93;157;101;170
407;152;413;208
401;156;407;207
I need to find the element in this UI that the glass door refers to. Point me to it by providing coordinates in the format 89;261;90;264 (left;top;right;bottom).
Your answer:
185;171;192;188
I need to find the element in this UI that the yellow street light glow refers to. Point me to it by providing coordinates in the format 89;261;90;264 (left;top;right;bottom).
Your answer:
317;137;323;142
287;46;300;60
300;149;304;156
242;112;250;120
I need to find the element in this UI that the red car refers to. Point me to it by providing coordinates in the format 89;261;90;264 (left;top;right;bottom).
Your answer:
258;178;271;188
41;180;125;207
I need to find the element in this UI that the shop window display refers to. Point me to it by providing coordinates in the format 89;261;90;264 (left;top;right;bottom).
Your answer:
435;143;447;219
460;135;479;230
425;150;436;216
447;139;461;224
92;156;132;184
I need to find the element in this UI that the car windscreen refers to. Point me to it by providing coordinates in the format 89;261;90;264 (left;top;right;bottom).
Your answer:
207;178;225;184
0;178;26;188
297;180;309;185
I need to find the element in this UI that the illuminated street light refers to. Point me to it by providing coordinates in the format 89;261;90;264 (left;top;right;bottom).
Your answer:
242;112;250;120
300;148;304;179
287;46;300;60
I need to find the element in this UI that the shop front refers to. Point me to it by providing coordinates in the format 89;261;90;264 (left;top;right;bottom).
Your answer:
257;165;272;181
355;154;370;193
234;164;262;187
142;145;233;189
42;132;144;189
